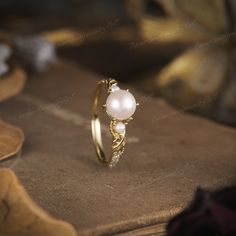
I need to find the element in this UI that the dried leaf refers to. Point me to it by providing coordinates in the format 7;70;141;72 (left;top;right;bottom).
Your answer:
0;67;26;102
156;46;229;108
127;0;228;32
0;119;24;161
140;17;213;44
175;0;228;33
0;168;77;236
126;2;215;45
125;0;235;124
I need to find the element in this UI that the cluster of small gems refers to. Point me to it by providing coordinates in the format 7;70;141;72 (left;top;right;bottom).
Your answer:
109;149;124;168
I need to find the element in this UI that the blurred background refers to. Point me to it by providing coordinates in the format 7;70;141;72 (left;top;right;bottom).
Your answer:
1;0;236;126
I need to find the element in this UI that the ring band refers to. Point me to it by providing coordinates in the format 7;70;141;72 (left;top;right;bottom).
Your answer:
91;79;138;168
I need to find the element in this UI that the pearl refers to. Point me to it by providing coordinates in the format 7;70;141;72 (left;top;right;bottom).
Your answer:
110;85;120;92
115;122;126;133
106;89;136;120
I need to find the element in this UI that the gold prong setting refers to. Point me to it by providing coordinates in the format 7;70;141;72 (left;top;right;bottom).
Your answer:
107;82;137;125
106;85;137;121
107;81;137;167
106;82;137;134
91;78;138;168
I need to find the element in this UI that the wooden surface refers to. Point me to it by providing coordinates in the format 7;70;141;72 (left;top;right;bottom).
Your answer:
0;60;236;235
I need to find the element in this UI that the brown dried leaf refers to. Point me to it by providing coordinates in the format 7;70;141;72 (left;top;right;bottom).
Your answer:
127;0;228;44
140;17;213;44
0;119;24;161
0;168;77;236
0;67;26;102
156;46;229;108
127;0;228;32
175;0;228;33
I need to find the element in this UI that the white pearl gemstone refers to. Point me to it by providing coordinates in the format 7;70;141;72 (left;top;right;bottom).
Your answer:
106;89;136;120
115;122;126;133
110;85;120;92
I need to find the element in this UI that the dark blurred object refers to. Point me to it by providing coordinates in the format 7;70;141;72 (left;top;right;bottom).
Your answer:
0;0;130;33
12;36;57;72
167;186;236;236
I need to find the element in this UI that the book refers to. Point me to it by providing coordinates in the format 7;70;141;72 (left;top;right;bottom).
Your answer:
1;61;235;235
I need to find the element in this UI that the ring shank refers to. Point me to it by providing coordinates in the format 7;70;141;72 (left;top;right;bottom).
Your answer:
91;80;109;164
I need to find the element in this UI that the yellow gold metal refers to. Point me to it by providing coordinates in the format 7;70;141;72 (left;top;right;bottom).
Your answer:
91;79;133;167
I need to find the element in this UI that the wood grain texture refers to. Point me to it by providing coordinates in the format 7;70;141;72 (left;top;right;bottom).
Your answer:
0;168;77;236
0;119;24;161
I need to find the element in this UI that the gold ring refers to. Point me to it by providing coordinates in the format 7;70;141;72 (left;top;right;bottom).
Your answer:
91;79;138;167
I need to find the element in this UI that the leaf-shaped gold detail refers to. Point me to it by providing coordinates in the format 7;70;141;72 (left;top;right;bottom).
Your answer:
109;120;125;151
